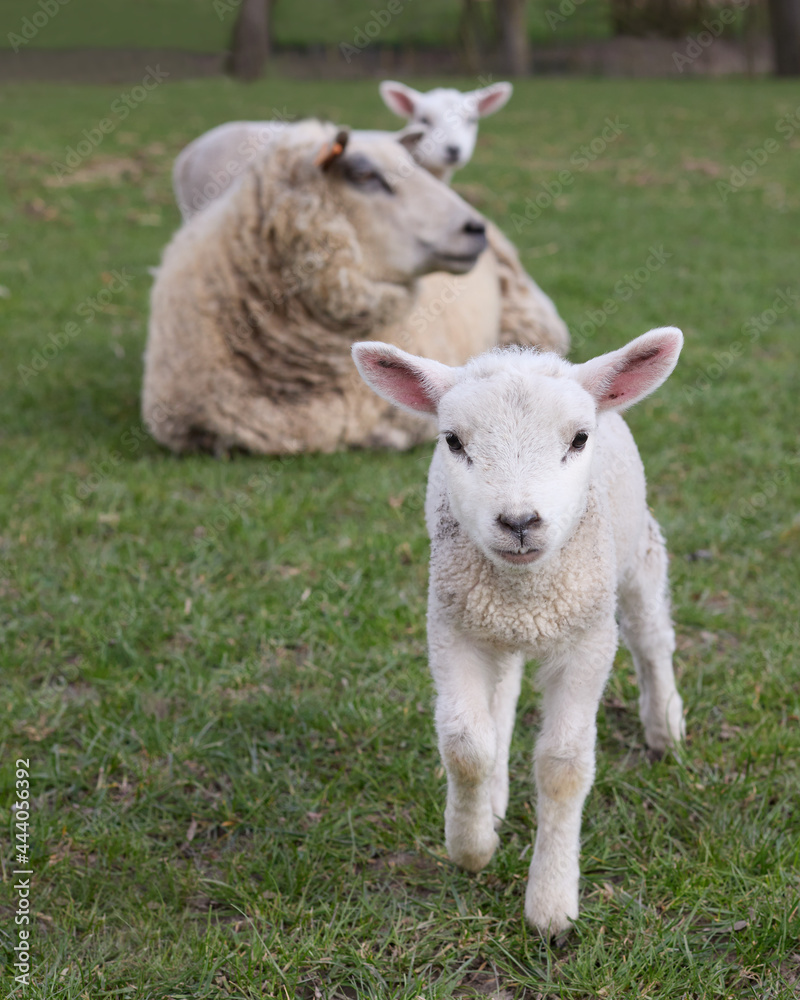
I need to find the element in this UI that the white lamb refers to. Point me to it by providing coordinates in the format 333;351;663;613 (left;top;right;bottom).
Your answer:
352;328;686;933
378;80;513;182
172;81;512;220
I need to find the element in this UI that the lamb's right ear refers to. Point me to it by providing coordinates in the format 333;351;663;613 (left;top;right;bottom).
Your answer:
574;327;684;411
352;342;457;415
379;80;420;119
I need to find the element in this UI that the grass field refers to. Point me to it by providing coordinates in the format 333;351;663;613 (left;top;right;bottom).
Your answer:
1;76;799;998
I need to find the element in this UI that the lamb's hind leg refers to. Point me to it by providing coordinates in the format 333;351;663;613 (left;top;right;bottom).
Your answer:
619;512;685;752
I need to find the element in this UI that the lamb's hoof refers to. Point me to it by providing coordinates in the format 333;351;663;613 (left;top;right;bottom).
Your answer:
525;883;577;937
446;828;499;873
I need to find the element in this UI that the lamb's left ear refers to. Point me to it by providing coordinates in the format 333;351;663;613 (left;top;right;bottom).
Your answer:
472;82;513;118
352;342;457;415
574;327;684;411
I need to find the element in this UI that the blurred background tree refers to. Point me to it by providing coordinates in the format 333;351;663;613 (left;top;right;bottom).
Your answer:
1;0;795;78
767;0;800;72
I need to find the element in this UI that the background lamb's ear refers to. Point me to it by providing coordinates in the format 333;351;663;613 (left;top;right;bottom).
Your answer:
352;342;457;415
574;327;684;412
379;80;420;119
315;129;349;171
473;81;513;118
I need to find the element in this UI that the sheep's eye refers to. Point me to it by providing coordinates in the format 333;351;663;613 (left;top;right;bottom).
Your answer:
419;115;432;127
571;432;588;451
343;156;393;193
445;433;463;453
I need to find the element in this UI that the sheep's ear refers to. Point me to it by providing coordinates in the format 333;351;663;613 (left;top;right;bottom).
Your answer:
315;129;349;171
574;327;684;412
396;126;426;153
379;80;420;119
472;82;513;118
352;342;457;415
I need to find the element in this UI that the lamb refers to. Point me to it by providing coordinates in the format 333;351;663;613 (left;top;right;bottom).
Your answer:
172;81;512;220
144;121;568;456
378;80;513;183
352;328;686;933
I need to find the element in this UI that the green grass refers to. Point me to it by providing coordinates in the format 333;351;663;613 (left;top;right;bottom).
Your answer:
1;0;612;52
1;76;799;998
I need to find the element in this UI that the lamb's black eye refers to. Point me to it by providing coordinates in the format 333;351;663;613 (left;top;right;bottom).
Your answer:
419;116;432;126
571;432;588;451
445;433;463;453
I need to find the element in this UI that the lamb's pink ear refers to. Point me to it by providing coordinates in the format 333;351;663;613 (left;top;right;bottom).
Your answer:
473;82;513;118
574;327;684;411
379;80;419;119
352;342;457;415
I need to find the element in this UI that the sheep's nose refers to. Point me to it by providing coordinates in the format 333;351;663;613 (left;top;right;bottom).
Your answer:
445;145;460;163
463;218;486;237
498;513;541;541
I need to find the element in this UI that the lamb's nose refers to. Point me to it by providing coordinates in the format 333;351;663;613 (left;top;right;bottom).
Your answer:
498;512;541;541
446;145;460;163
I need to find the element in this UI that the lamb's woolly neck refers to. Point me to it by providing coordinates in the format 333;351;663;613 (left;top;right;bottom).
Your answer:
428;485;617;654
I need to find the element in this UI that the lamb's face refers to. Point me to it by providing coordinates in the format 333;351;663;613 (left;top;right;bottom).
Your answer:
405;89;480;177
379;82;513;180
353;330;684;571
328;134;487;283
436;370;599;571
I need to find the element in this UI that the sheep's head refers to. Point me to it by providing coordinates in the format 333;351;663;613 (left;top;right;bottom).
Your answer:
379;81;513;180
313;127;488;283
253;122;488;332
353;329;684;570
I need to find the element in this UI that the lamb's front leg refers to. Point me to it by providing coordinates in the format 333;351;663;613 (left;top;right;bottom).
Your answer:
429;611;506;872
526;625;617;934
490;651;524;828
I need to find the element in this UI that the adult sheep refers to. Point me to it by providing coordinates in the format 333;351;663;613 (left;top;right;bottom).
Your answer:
143;122;569;456
172;81;512;220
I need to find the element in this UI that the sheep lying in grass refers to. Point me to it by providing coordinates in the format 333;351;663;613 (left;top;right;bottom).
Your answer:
172;81;512;220
353;329;686;933
144;122;568;456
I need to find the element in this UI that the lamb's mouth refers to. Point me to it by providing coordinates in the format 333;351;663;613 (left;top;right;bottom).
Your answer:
496;549;542;565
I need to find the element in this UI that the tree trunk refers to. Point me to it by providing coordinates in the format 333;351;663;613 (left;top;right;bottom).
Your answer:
459;0;484;74
768;0;800;75
229;0;271;82
495;0;529;76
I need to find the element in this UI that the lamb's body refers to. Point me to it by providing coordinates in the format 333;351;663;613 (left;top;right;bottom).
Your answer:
353;332;686;933
145;122;568;455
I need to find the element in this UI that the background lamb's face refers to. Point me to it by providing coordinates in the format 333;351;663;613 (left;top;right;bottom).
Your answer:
437;369;599;570
328;135;487;283
379;82;513;178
